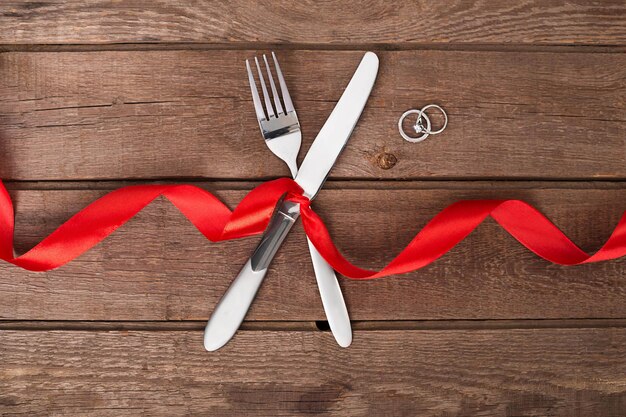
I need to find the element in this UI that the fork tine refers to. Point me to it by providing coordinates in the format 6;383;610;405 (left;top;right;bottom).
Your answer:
246;59;267;122
272;51;294;114
254;56;275;119
263;54;284;115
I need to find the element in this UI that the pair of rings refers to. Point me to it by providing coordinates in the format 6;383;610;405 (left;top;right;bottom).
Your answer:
398;104;448;143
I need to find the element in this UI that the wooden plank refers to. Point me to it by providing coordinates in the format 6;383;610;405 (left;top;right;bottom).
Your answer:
1;328;625;416
2;182;626;321
0;1;625;46
0;50;624;181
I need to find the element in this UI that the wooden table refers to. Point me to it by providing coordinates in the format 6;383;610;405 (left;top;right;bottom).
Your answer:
1;2;625;415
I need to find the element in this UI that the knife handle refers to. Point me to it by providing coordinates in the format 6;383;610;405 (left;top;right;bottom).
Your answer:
203;259;267;351
251;200;300;271
306;237;352;347
203;200;299;351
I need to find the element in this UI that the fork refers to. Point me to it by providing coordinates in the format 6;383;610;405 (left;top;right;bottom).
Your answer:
245;52;352;347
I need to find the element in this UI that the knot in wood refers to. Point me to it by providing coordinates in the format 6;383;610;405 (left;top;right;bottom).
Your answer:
377;152;397;170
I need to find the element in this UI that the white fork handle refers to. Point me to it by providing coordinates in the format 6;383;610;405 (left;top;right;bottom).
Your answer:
306;237;352;347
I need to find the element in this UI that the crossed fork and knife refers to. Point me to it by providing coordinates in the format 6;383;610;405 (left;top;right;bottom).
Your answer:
204;52;379;351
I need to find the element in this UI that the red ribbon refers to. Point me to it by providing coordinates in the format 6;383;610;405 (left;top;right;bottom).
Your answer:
2;178;626;276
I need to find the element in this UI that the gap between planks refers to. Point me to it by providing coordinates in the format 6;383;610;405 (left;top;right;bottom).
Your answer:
6;180;626;192
1;43;625;54
2;319;626;332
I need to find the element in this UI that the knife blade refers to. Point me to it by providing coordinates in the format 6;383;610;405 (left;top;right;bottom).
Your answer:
295;52;379;198
204;52;379;351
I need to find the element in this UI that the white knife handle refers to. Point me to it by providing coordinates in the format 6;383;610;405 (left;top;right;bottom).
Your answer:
203;259;267;351
204;200;299;351
306;237;352;347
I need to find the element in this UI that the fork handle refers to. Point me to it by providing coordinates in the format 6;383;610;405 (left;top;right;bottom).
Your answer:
307;237;352;347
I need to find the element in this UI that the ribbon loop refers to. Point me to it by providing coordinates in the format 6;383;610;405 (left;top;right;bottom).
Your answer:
285;191;311;208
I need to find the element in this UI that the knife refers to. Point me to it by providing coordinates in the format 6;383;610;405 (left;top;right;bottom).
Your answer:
204;52;379;351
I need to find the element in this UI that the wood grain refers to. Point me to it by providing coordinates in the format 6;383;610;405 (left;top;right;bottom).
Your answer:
1;329;625;416
0;50;624;181
1;3;625;415
0;0;625;46
2;182;626;321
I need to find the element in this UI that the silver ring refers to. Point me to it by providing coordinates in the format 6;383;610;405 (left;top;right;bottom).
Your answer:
398;109;432;143
417;104;447;135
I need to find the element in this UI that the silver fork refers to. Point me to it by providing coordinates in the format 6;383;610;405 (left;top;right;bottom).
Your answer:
245;52;352;347
246;54;300;178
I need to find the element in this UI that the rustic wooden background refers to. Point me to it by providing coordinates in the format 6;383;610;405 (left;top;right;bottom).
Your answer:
1;1;625;416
